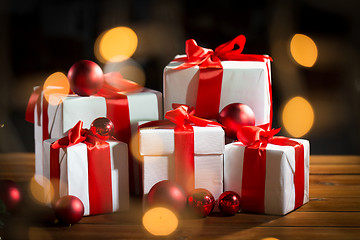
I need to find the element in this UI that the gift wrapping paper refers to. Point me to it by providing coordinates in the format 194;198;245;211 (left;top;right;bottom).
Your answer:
164;57;272;126
139;124;225;199
43;138;129;216
224;138;310;215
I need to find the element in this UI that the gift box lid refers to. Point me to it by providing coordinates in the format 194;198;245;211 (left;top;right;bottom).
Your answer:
165;54;270;71
139;123;225;156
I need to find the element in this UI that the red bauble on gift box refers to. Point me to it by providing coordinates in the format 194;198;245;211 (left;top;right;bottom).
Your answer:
90;117;114;140
68;60;104;96
218;103;255;140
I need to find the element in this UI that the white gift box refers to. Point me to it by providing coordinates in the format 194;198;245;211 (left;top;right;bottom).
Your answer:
224;139;310;215
43;139;129;216
33;88;162;194
164;56;272;126
139;124;225;199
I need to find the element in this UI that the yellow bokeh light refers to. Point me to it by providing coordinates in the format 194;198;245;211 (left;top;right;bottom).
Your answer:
29;175;54;205
261;238;280;240
95;26;138;63
282;96;314;138
290;34;318;67
142;207;178;236
104;58;146;87
43;72;70;105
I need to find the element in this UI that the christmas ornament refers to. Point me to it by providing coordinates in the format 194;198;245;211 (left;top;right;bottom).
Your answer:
68;60;104;96
147;180;187;213
218;191;241;215
90;117;114;140
217;103;255;139
54;195;84;225
0;180;21;211
187;188;215;217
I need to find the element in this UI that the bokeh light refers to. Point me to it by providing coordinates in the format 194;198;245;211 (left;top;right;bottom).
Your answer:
261;238;280;240
282;96;314;137
104;58;146;87
129;132;141;163
43;72;70;105
290;34;318;67
142;207;178;236
29;175;54;205
94;26;138;63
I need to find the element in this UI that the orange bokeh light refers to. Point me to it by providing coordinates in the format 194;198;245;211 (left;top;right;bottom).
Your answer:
43;72;70;105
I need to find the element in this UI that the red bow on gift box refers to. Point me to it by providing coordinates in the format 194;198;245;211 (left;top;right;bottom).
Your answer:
141;104;222;194
235;125;305;213
50;121;114;215
173;35;273;122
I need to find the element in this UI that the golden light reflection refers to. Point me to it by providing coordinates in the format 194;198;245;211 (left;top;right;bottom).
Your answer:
129;132;141;163
29;227;53;240
260;238;280;240
142;207;178;236
282;96;314;138
94;26;138;63
29;175;54;205
290;34;318;67
43;72;70;105
104;58;146;87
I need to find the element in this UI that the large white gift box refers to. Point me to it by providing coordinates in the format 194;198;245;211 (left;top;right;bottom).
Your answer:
164;55;272;126
43;137;129;216
139;123;225;200
224;138;310;215
31;88;162;195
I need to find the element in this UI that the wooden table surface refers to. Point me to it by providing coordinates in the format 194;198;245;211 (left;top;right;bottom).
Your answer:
1;154;360;240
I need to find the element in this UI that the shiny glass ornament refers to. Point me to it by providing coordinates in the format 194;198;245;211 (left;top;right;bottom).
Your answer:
90;117;114;140
218;191;241;215
187;188;215;217
68;60;104;96
54;195;84;225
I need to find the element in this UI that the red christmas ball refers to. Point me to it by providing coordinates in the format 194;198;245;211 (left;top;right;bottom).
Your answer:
217;103;255;140
0;180;21;211
54;195;84;225
68;60;104;96
218;191;241;215
90;117;114;140
187;188;215;217
147;180;187;213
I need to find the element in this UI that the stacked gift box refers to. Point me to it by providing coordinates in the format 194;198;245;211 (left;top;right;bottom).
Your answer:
26;35;309;217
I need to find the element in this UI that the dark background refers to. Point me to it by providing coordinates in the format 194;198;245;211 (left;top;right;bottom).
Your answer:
0;0;359;154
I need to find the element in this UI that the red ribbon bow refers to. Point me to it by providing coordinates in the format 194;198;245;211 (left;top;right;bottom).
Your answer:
50;120;113;215
175;35;270;70
165;104;222;129
236;124;280;147
172;35;272;120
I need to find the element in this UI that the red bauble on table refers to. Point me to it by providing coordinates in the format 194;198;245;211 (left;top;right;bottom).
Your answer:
54;195;84;225
90;117;114;140
218;191;241;215
0;180;21;211
217;103;255;140
147;180;187;213
68;60;104;96
187;188;215;217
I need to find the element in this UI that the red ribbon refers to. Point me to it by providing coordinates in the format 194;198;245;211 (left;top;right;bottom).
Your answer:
50;121;113;215
174;35;273;122
141;104;222;194
237;125;305;213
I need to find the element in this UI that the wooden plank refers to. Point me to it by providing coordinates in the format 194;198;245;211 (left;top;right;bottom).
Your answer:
20;226;360;240
310;164;360;174
263;212;360;227
310;155;360;165
310;175;360;197
217;227;360;240
299;198;360;212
